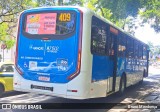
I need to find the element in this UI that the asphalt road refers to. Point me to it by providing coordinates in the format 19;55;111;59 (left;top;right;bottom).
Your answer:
0;66;159;112
0;91;26;98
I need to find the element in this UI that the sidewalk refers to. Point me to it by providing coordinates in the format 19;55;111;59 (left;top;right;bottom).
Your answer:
108;66;160;112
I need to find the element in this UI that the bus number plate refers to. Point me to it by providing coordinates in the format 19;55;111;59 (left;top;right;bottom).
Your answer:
38;76;50;81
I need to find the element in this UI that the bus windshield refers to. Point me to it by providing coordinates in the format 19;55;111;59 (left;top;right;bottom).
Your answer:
24;12;76;35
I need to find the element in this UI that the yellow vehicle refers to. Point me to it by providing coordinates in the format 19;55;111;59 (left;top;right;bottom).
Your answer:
0;62;14;95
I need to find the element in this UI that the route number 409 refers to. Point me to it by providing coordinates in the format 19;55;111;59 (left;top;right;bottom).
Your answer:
59;13;71;22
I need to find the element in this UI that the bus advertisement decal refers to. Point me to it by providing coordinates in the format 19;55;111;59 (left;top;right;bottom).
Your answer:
26;13;57;34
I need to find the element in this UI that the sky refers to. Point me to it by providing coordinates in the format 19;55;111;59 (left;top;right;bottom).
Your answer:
135;24;160;46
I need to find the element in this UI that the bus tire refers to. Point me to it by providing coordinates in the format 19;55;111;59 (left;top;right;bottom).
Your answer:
143;69;146;77
118;74;126;96
0;84;4;96
139;69;145;84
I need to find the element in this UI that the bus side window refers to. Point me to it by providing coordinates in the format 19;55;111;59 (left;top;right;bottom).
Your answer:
91;16;107;55
91;26;99;52
126;38;134;58
118;35;126;57
108;34;114;56
139;44;143;59
134;41;139;59
143;45;147;59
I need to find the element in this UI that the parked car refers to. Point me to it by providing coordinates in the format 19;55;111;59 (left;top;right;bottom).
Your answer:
0;62;14;95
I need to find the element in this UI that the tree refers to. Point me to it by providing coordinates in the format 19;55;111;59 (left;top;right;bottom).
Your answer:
140;0;160;33
36;0;55;6
0;0;36;49
65;0;142;34
98;0;144;33
67;0;160;33
64;0;84;6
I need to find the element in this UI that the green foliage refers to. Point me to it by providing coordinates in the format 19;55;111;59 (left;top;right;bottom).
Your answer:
0;23;15;49
85;0;98;11
101;0;127;19
0;0;36;49
65;0;142;32
100;8;112;19
99;0;143;31
140;0;160;32
0;23;8;41
36;0;49;6
22;0;37;8
64;0;84;6
5;39;16;49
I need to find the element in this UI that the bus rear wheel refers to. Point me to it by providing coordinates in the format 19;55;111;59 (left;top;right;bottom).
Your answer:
139;69;145;84
118;75;126;96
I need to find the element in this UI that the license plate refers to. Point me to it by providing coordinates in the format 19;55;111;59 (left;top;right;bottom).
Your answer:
38;76;50;81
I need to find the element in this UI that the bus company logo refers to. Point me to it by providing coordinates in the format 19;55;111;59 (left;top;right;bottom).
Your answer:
46;46;59;53
29;45;44;51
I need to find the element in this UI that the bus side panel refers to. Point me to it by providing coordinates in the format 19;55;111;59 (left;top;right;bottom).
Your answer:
125;58;144;87
117;58;126;75
92;56;114;81
117;57;146;88
89;55;114;98
116;57;126;91
117;57;146;90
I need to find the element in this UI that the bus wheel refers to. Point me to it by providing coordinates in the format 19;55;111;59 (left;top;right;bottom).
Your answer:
139;70;145;84
0;84;4;96
143;69;146;77
118;75;126;96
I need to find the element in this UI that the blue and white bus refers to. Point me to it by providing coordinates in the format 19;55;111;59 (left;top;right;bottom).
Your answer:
14;6;149;99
